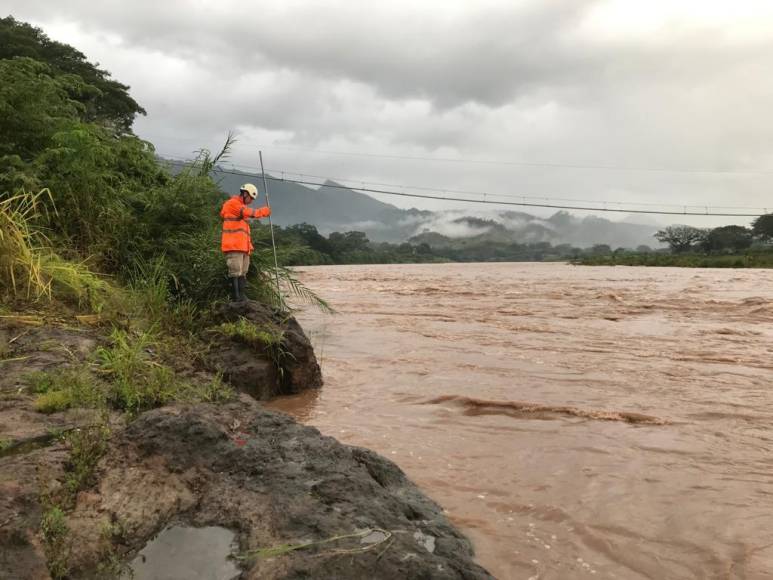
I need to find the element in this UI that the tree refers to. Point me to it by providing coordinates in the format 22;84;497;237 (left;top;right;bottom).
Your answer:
752;214;773;243
0;58;83;160
704;225;753;253
590;244;612;255
328;231;370;257
654;225;706;253
0;17;145;132
285;223;332;254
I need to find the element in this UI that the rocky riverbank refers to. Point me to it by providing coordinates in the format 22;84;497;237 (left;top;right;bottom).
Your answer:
0;304;491;579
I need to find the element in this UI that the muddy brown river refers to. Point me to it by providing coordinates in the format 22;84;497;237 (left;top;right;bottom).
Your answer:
266;263;773;579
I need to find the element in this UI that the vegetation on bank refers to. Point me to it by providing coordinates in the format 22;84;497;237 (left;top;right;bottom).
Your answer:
0;17;322;313
574;221;773;268
0;17;322;577
574;251;773;268
261;222;625;264
252;219;773;267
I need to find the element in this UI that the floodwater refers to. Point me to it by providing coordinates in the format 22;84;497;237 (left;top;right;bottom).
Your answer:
266;263;773;579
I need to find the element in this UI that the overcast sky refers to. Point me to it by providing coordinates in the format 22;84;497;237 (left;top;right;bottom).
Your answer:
5;0;773;226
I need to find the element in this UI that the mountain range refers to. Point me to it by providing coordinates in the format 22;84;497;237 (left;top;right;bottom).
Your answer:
196;163;662;249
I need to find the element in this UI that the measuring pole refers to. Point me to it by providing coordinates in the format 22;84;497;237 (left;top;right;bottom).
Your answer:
259;150;282;305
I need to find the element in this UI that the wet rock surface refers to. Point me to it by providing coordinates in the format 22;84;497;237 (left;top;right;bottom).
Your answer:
207;301;323;400
0;317;491;579
4;399;491;579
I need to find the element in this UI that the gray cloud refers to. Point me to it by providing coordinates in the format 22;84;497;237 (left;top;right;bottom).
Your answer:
4;0;773;226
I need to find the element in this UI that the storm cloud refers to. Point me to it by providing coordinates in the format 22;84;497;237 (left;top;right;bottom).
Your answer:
4;0;773;226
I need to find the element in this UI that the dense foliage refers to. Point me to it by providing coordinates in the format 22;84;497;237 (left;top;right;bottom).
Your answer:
573;220;773;268
0;17;145;132
649;222;770;255
0;17;313;312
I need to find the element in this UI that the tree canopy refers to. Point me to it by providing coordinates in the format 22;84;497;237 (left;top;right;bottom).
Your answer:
752;214;773;242
703;225;753;253
654;225;707;253
0;16;145;133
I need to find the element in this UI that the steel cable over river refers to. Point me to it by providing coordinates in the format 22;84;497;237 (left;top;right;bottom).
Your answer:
267;262;773;579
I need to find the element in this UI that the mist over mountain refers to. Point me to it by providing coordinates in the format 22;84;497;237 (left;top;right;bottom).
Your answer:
201;163;661;249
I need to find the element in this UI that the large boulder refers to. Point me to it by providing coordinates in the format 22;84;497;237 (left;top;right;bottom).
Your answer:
61;399;493;579
206;301;323;400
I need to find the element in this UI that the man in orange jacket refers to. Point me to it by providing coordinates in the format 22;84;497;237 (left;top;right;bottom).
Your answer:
220;183;271;301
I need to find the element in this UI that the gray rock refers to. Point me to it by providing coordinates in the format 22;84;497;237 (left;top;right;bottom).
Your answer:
206;301;323;399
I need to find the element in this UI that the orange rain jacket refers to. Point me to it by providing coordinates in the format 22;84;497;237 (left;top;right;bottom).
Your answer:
220;195;271;254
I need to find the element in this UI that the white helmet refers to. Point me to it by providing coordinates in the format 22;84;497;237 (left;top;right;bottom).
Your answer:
239;183;258;199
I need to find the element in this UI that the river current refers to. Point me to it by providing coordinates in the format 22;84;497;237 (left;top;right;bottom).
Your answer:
266;262;773;579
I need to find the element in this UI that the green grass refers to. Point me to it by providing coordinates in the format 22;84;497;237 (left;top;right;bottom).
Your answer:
63;423;110;499
97;327;233;416
124;255;200;332
575;252;773;268
180;373;234;404
215;317;294;378
26;328;233;416
28;368;106;413
40;506;70;579
216;317;283;348
95;518;130;577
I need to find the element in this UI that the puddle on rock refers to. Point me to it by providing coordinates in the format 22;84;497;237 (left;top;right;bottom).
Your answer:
130;526;240;580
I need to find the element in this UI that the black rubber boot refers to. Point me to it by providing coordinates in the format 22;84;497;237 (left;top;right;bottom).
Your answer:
230;277;242;302
238;276;248;300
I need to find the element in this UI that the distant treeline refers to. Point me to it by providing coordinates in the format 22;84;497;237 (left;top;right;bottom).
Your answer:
576;251;773;268
257;223;656;265
575;220;773;268
258;218;773;268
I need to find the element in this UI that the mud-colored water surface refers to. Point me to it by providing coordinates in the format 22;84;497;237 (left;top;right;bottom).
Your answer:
266;263;773;579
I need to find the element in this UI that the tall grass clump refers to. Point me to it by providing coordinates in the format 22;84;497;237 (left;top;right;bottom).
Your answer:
123;255;199;331
97;327;232;415
0;189;53;300
40;253;115;312
0;189;119;310
96;327;169;415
